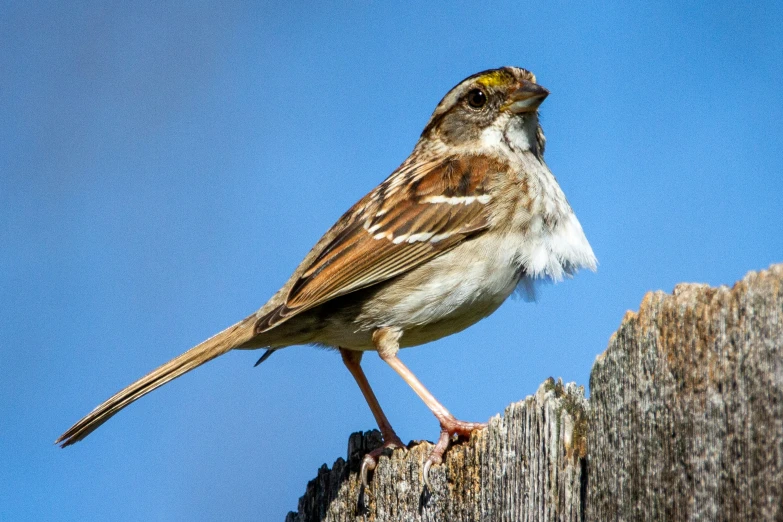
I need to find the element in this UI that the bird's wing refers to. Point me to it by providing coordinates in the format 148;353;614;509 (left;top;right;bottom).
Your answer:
255;154;503;333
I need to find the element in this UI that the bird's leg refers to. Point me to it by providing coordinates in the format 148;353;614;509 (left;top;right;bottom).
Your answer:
372;328;487;486
339;348;406;487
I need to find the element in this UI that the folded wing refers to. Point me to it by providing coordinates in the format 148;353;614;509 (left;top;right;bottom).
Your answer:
256;155;503;333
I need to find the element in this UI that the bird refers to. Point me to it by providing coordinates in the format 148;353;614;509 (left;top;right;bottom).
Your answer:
56;66;596;486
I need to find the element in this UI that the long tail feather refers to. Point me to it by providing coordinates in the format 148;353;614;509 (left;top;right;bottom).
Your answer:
56;315;258;447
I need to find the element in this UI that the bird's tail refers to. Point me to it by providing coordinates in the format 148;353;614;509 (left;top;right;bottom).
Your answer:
56;315;258;447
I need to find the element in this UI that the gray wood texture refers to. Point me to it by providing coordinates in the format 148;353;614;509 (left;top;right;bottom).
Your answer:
286;264;783;521
589;264;783;520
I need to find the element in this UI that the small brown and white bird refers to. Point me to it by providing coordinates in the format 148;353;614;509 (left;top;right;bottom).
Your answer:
57;66;596;485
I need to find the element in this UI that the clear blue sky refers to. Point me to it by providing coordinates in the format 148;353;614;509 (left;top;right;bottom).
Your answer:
2;1;782;520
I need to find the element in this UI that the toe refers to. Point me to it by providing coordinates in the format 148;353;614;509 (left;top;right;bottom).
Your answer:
422;430;450;487
422;418;487;486
360;437;407;487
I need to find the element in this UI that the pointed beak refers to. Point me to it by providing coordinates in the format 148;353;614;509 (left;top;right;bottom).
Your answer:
504;80;549;113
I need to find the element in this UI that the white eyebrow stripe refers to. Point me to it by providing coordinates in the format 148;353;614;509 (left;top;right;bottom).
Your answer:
423;194;491;205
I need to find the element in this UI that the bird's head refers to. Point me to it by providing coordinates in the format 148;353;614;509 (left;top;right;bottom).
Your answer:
419;67;548;156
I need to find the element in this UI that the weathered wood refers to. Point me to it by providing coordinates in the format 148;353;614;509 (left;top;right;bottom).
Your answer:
589;264;783;520
287;264;783;521
286;379;588;522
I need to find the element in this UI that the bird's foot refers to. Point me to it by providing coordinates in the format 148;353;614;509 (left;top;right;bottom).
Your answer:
361;433;407;487
423;417;487;487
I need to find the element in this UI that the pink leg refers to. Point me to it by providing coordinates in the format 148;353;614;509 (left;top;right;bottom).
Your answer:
340;348;406;486
372;328;487;486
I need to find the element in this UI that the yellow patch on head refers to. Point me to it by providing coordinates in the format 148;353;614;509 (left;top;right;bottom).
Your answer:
475;68;536;89
476;70;513;88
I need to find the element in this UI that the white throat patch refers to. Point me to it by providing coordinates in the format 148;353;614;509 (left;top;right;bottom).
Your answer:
479;113;537;155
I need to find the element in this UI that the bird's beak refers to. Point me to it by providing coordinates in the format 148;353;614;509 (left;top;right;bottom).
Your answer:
504;81;549;113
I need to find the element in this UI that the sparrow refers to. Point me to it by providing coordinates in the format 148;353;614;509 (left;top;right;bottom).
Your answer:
57;67;596;486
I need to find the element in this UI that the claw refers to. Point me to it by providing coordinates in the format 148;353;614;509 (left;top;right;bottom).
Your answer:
422;418;487;487
423;459;433;489
360;454;378;488
422;429;449;487
360;435;406;488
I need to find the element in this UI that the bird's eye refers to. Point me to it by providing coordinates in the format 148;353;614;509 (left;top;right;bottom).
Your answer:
466;88;487;109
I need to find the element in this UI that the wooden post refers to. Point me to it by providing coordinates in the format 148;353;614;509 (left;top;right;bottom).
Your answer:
286;264;783;521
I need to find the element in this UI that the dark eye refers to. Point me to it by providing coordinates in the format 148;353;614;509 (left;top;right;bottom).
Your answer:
466;88;487;109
